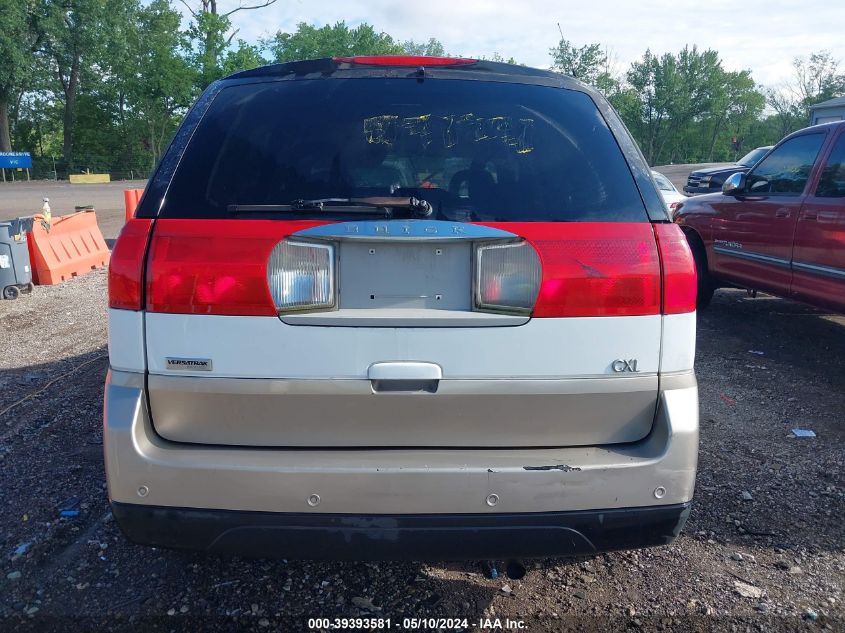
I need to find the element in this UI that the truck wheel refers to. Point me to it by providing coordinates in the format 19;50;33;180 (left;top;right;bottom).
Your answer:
3;285;20;300
690;240;715;310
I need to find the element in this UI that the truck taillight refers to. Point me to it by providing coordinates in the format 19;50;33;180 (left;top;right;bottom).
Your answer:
267;240;335;313
108;218;153;310
474;241;541;314
653;223;697;314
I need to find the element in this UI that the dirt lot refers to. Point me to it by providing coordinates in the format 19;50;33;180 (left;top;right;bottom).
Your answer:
0;182;843;632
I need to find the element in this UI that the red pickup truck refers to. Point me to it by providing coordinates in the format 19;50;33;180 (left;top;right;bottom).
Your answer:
675;121;845;313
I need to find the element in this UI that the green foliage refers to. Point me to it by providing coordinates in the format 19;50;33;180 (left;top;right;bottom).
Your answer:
0;0;35;101
129;0;196;167
550;36;619;97
267;21;404;63
222;40;267;76
766;51;845;139
795;51;845;105
185;9;232;88
0;0;39;150
5;5;844;177
550;38;606;84
609;47;766;164
402;38;446;57
481;52;519;65
35;0;122;165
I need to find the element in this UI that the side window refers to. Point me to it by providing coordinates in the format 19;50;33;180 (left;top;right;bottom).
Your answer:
746;134;825;195
815;134;845;198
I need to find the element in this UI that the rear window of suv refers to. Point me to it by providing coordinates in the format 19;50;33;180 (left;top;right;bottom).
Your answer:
160;78;647;222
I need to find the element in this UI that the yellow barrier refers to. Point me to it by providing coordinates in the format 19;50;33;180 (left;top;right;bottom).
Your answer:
69;173;111;184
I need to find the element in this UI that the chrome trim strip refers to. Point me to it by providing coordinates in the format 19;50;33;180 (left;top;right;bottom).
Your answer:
280;308;529;327
715;245;845;280
792;260;845;280
713;246;791;269
295;220;517;241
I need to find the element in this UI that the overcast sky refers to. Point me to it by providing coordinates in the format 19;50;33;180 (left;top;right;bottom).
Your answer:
211;0;845;88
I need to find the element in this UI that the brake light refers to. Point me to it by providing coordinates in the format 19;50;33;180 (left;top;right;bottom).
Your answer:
142;219;695;317
480;223;662;317
475;241;541;314
145;220;327;315
334;56;476;66
267;239;336;312
653;223;697;314
108;218;153;310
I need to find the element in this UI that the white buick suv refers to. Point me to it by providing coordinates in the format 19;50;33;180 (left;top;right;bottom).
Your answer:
104;55;699;560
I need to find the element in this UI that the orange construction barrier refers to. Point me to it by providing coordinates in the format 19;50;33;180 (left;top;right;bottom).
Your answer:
124;189;144;222
27;210;110;285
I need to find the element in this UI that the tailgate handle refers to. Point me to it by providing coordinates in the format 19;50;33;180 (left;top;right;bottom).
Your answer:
368;362;442;393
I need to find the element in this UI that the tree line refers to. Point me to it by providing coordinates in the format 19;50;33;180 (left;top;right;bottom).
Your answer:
1;0;843;179
551;40;844;165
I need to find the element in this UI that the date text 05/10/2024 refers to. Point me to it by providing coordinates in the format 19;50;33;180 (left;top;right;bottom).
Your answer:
307;617;527;630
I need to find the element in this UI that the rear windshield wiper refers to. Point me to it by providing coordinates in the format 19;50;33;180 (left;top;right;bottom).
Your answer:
228;197;433;217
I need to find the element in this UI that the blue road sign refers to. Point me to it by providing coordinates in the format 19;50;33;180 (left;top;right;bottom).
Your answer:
0;152;33;169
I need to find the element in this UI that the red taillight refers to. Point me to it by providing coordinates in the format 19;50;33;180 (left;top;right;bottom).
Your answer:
481;223;663;317
141;218;696;318
653;223;697;314
108;218;153;310
145;220;327;315
334;55;476;66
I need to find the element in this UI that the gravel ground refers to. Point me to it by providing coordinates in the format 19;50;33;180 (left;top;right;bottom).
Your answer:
0;273;842;632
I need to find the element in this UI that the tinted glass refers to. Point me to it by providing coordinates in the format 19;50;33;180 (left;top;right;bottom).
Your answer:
161;78;647;221
746;134;824;195
815;134;845;198
737;147;768;167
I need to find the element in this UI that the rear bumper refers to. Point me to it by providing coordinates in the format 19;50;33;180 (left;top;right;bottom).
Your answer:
111;502;691;560
104;369;698;558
